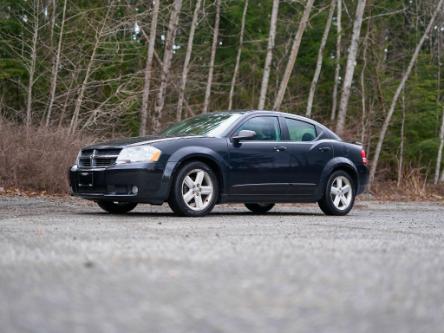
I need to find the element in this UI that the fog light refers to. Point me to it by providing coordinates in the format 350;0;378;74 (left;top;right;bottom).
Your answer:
131;185;138;195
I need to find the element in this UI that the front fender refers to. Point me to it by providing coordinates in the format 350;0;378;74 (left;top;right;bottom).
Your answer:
161;146;230;199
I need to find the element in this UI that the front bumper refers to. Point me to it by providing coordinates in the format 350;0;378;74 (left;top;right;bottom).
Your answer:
69;162;169;204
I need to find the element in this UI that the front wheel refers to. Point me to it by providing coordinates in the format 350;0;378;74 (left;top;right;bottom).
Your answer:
168;161;218;217
318;171;355;216
96;201;137;214
245;203;275;214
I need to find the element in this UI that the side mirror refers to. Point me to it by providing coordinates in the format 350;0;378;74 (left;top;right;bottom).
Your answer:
232;130;256;143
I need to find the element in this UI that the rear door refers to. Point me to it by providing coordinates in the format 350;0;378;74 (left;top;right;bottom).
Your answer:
281;117;333;196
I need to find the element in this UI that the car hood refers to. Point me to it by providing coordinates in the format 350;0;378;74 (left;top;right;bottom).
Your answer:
84;135;206;150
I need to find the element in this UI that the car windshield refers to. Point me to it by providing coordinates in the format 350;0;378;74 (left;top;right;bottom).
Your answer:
161;113;242;137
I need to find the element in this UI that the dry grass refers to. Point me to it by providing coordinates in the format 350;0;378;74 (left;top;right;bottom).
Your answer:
0;122;93;194
371;168;444;202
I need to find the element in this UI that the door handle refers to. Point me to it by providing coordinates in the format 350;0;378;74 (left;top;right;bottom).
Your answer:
273;146;287;152
318;147;332;152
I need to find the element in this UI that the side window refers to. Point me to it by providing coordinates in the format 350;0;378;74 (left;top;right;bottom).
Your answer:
285;118;317;142
235;116;280;141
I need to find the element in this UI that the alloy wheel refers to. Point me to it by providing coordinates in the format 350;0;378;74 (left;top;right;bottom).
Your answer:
181;169;214;211
330;175;353;211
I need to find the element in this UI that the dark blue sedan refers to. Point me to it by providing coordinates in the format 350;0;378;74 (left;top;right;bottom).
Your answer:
69;111;369;216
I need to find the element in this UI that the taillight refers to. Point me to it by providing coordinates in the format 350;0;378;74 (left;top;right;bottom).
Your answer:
361;150;368;165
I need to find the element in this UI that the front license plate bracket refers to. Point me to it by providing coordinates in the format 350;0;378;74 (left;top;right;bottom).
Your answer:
78;172;93;187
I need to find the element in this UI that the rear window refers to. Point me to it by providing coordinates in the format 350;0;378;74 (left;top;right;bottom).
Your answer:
285;118;317;142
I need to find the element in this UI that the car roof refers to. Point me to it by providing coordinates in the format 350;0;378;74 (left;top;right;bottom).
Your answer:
212;109;317;122
211;109;340;140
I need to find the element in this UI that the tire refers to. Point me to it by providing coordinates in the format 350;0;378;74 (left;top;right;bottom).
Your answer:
245;203;275;214
168;161;219;217
96;201;137;214
318;170;355;216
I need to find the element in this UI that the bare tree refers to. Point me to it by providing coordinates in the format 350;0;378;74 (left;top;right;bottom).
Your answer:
26;0;40;128
69;6;111;134
360;21;370;144
306;0;336;117
57;67;80;129
176;0;202;121
435;27;444;184
369;0;444;184
139;0;161;135
49;0;56;46
202;0;221;114
0;94;4;127
45;0;67;127
152;0;183;132
335;0;367;135
435;107;444;183
397;89;406;187
228;0;249;110
258;0;279;110
273;0;315;111
331;0;342;121
441;166;444;183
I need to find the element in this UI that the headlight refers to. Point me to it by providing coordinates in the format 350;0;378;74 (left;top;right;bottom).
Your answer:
116;145;161;164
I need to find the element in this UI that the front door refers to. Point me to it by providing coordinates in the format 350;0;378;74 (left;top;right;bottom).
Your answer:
227;116;290;195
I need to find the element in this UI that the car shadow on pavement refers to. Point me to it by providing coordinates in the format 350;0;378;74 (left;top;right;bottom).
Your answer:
78;211;325;217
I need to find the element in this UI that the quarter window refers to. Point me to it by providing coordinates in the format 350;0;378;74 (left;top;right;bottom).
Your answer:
235;116;280;141
285;118;317;142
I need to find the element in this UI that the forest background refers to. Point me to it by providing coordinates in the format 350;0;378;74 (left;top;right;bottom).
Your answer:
1;0;444;200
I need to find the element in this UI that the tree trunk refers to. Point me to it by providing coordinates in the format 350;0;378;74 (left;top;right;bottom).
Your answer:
202;0;221;114
440;167;444;182
0;93;4;127
359;69;367;144
306;0;336;117
273;0;315;111
176;0;202;121
69;6;111;134
397;89;406;187
152;0;183;132
335;0;367;135
228;0;248;110
330;0;342;121
58;67;80;129
360;20;370;145
151;49;194;118
435;30;444;184
46;0;67;127
435;107;444;184
49;0;56;45
369;0;444;184
139;0;160;135
258;0;279;110
26;0;40;129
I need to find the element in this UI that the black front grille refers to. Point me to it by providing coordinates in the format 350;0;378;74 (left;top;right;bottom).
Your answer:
96;148;121;156
95;157;116;167
79;158;91;168
78;148;121;169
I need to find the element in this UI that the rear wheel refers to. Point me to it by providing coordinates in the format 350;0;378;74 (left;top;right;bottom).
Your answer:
318;170;355;216
244;203;275;214
96;201;137;214
168;161;218;217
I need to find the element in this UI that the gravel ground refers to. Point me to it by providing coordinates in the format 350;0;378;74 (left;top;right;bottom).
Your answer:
0;196;444;333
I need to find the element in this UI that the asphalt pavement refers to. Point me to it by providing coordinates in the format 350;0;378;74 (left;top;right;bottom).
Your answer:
1;196;444;333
